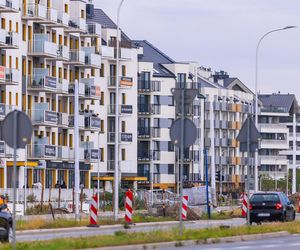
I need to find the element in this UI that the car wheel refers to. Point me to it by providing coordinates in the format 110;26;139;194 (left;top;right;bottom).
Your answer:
6;226;13;243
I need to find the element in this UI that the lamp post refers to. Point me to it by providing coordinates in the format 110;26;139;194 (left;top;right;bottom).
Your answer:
114;0;126;222
254;26;297;192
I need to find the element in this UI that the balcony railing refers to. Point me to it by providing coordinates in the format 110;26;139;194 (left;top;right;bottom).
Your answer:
151;127;160;138
22;3;47;20
28;37;57;58
28;109;58;126
82;47;101;68
68;17;86;31
107;132;133;143
0;104;18;119
0;0;19;11
27;69;57;91
0;29;19;48
138;127;151;137
68;50;85;65
57;11;69;26
138;80;161;92
84;116;101;130
108;76;134;88
107;160;115;171
83;23;102;36
108;104;133;115
0;67;19;85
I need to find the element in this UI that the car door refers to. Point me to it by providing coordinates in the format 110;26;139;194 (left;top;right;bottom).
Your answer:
0;211;7;238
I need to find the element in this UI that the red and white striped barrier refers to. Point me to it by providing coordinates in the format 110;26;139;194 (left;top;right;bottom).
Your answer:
182;195;188;220
242;193;248;217
89;195;98;227
125;189;133;223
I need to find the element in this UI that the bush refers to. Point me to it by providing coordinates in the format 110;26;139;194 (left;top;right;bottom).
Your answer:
26;204;50;215
26;193;37;203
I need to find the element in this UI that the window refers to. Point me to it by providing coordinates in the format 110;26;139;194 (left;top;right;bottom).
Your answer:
64;4;68;13
100;92;104;105
59;35;62;45
100;63;104;77
100;120;104;132
121;148;126;161
52;32;56;43
22;24;26;41
168;164;174;175
69;134;73;147
64;68;67;79
100;148;104;162
15;57;19;69
81;9;85;18
121;121;126;132
1;18;5;29
64;36;68;46
52;132;56;145
122;93;126;104
122;65;126;76
15;93;18;106
15;22;18;33
91;68;95;77
8;92;12;105
9;20;12;32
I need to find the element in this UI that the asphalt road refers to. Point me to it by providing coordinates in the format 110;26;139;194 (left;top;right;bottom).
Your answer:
159;235;300;250
16;218;245;242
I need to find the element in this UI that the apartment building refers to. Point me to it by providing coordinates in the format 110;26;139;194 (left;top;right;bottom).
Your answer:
258;94;298;181
85;7;139;190
197;70;256;193
0;0;140;190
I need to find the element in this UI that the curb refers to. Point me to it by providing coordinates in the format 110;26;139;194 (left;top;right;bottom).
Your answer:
84;231;290;250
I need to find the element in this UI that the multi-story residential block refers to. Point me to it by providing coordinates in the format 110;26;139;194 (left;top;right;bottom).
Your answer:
258;94;299;182
196;71;256;193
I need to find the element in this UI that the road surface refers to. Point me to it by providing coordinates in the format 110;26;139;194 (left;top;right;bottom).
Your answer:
159;235;300;250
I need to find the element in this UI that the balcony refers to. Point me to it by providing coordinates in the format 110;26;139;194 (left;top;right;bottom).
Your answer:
0;104;18;120
57;78;69;94
67;17;86;33
151;127;160;138
83;148;99;163
84;116;101;130
138;127;151;138
58;112;69;127
65;50;85;66
107;132;133;143
108;76;134;88
28;144;58;159
0;0;19;12
82;46;101;68
68;114;85;128
101;46;114;58
28;109;58;126
0;67;19;85
68;82;85;96
22;3;48;22
81;23;101;37
0;29;19;49
56;11;69;27
28;35;58;58
138;151;151;161
27;69;57;92
138;80;161;92
49;45;69;61
80;78;101;100
108;104;133;116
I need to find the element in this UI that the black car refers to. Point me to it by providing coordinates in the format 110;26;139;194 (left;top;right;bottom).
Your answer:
249;192;295;225
0;204;13;242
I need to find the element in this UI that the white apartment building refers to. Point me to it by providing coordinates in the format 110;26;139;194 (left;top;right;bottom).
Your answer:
258;94;298;182
0;1;140;190
196;70;256;193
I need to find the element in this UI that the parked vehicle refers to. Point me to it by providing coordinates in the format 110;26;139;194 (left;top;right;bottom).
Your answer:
249;192;295;225
0;204;13;242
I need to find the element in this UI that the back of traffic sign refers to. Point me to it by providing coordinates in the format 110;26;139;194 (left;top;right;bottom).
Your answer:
2;110;33;149
170;118;197;148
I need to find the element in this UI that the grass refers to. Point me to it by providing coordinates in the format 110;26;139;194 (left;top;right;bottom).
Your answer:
201;208;243;220
2;221;300;250
16;214;174;231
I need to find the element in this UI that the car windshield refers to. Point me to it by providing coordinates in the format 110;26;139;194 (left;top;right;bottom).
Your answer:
251;194;280;202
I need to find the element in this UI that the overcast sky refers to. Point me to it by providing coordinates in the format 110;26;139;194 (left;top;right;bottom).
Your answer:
95;0;300;98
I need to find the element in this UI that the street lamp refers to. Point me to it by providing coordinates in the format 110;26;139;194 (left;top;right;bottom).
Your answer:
254;26;297;192
114;0;126;222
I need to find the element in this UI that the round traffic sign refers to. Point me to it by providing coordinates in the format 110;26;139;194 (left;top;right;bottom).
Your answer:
2;110;33;149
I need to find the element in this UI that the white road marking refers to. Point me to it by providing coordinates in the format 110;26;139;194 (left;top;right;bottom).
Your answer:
234;246;252;249
289;242;300;246
260;244;277;248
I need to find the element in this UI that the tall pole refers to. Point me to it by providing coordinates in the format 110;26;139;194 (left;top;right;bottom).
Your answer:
255;26;297;192
246;117;250;225
114;0;125;221
97;132;100;210
74;80;80;221
12;110;17;249
204;148;211;218
179;86;185;236
292;113;296;193
209;100;216;203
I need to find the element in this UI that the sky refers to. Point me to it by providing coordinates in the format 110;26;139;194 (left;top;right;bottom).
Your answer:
95;0;300;98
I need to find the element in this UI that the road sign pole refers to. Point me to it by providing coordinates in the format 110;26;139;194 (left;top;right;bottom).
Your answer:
246;117;250;226
12;110;17;249
204;148;211;219
74;80;80;221
179;87;185;236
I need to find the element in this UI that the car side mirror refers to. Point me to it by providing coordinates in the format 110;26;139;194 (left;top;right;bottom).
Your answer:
0;204;7;211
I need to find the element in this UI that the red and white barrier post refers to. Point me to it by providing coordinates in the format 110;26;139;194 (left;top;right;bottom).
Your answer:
89;195;99;227
125;189;133;223
242;193;248;218
182;195;188;220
